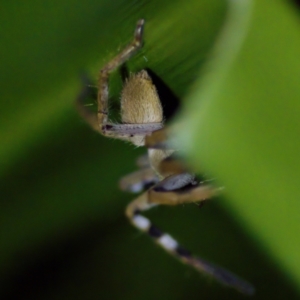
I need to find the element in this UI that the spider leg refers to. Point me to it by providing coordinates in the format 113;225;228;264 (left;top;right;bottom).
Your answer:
119;167;158;193
146;130;221;204
75;77;162;139
100;123;163;141
136;154;151;168
125;189;255;295
145;128;169;149
156;154;189;175
98;19;144;128
145;172;220;206
148;174;222;205
98;19;154;140
76;20;163;140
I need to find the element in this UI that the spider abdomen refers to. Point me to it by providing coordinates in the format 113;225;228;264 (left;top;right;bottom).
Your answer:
121;70;163;124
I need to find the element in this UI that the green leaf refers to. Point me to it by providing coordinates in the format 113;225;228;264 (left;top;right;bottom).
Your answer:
178;0;300;292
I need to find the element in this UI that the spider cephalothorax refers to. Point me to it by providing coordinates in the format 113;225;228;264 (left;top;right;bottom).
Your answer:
76;19;254;295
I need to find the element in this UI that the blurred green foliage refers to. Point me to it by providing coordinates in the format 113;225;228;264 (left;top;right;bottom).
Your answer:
178;0;300;293
0;0;299;299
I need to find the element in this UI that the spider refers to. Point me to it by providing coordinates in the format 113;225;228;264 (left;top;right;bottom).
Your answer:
76;19;254;295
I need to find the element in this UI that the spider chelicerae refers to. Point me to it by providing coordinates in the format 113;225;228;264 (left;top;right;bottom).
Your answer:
76;19;254;295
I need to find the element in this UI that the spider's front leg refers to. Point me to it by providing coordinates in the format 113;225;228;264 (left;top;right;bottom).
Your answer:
97;19;144;135
76;20;144;135
76;20;163;142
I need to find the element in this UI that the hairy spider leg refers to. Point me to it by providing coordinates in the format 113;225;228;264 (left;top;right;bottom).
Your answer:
119;167;158;193
76;20;163;141
99;19;145;136
125;186;254;295
135;154;151;168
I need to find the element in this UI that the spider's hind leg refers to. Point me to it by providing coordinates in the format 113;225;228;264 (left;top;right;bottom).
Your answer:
124;145;254;294
125;187;254;295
